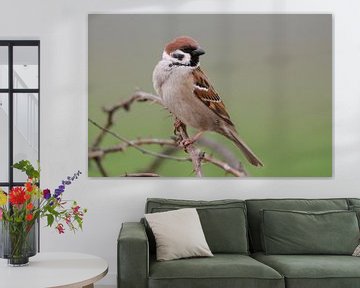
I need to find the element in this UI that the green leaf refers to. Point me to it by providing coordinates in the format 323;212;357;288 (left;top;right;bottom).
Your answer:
75;216;83;230
13;160;30;170
47;214;54;227
46;205;60;217
12;160;40;180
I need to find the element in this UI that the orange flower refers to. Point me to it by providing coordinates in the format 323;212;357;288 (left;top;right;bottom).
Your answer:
9;187;26;205
26;214;33;221
24;193;31;200
25;182;33;192
26;203;34;210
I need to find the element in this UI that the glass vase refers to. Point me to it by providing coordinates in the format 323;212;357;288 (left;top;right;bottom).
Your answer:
0;220;37;266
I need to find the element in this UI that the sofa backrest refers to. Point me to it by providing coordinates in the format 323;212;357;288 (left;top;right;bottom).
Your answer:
145;198;249;254
245;198;350;252
348;198;360;207
348;198;360;229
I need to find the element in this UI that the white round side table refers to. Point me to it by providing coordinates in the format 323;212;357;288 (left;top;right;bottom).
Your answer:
0;252;108;288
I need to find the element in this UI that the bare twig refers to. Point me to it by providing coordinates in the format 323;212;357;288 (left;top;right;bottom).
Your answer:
89;119;188;162
88;138;177;159
198;137;247;176
123;172;160;177
89;90;248;177
89;130;246;177
142;147;179;173
202;154;246;177
94;157;108;177
175;124;204;177
92;91;162;147
90;135;246;176
104;91;161;113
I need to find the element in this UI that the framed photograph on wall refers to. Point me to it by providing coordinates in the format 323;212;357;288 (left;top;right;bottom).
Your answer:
88;14;332;177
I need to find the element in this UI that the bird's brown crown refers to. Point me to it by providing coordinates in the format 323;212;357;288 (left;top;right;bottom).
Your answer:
165;36;199;54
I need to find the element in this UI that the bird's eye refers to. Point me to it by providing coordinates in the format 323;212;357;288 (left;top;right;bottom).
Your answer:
172;53;184;61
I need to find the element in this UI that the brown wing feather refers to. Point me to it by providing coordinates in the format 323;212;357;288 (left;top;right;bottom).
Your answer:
192;67;234;126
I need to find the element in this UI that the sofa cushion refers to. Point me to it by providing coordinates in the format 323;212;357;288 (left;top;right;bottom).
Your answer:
252;252;360;288
149;254;284;288
261;209;359;255
246;198;349;252
146;198;249;254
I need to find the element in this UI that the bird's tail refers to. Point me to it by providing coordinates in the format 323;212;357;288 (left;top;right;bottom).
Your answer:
225;128;263;167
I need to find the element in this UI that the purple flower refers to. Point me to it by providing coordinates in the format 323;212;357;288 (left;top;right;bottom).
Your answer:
54;189;63;199
62;172;82;186
43;189;51;200
53;171;82;199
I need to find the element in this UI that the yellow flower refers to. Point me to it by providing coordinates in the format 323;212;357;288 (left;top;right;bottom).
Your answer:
0;190;7;206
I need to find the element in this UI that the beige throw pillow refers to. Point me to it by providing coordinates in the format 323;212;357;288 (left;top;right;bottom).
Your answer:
145;208;213;261
353;244;360;256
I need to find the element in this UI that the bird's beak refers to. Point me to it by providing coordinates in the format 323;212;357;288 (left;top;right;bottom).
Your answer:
191;48;205;56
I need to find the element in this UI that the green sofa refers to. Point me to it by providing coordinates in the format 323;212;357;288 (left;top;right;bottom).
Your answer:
118;198;360;288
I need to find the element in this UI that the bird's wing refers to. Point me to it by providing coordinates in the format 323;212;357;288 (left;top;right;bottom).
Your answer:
192;67;234;126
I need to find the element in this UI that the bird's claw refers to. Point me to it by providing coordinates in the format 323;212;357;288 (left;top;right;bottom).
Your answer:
173;119;185;134
180;138;195;148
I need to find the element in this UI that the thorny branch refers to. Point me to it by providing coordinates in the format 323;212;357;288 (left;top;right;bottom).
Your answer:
89;119;190;162
88;90;248;177
92;91;162;148
88;120;246;177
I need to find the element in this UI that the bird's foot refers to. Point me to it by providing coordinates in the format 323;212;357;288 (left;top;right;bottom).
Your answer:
173;119;186;135
179;131;204;149
180;138;196;148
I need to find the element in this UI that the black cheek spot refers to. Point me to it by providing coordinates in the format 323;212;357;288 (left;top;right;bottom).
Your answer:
172;53;185;61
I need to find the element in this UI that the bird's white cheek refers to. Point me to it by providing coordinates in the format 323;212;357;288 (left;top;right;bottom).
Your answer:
181;53;191;65
162;51;173;61
152;61;173;97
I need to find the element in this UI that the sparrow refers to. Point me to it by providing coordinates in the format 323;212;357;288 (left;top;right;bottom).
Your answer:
152;36;263;167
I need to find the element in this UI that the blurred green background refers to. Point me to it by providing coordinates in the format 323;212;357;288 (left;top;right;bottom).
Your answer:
88;14;332;177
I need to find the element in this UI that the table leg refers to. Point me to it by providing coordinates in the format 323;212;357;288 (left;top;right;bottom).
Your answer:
82;284;94;288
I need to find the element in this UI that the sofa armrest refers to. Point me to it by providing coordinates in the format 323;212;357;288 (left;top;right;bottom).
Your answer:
118;222;149;288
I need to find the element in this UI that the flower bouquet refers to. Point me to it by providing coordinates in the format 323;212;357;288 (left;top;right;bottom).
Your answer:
0;160;87;266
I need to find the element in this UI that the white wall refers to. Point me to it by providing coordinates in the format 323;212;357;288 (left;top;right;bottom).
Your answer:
1;0;360;286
